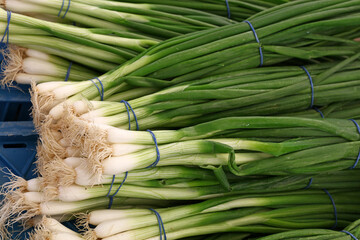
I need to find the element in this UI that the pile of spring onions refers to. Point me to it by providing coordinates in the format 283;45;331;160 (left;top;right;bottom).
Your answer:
30;0;360;126
1;0;360;239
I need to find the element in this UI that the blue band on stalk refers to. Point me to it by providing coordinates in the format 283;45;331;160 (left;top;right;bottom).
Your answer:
146;129;160;168
1;11;11;44
106;171;128;209
313;107;324;119
243;20;263;67
64;62;72;82
350;119;360;134
89;77;104;101
225;0;231;19
57;0;65;17
105;101;137;208
300;66;314;109
63;0;71;19
149;208;167;240
58;0;71;18
120;100;139;131
304;178;313;189
350;151;360;170
323;188;337;229
341;230;358;240
349;119;360;169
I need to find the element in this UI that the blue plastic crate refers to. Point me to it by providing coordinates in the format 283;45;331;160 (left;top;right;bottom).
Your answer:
0;121;37;239
0;121;37;184
0;86;32;122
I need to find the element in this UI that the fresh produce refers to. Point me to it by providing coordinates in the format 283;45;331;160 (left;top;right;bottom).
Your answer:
30;0;360;126
1;1;360;240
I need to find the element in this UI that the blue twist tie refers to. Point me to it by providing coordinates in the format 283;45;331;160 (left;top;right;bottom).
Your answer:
350;151;360;170
64;62;72;82
304;178;313;189
149;208;167;240
89;77;104;101
146;129;160;168
341;230;358;240
106;171;128;209
225;0;231;19
350;119;360;134
120;100;139;131
300;66;314;109
349;119;360;169
313;107;324;119
323;188;337;229
1;11;11;44
58;0;71;19
243;20;263;67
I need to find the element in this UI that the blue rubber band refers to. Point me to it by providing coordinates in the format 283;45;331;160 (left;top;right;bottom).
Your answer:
149;208;167;240
106;171;128;209
64;62;72;82
350;151;360;170
300;66;314;109
146;129;160;168
350;119;360;134
1;11;11;44
341;230;358;240
349;119;360;169
89;77;104;101
225;0;231;19
57;0;65;17
323;188;337;229
304;178;313;189
62;0;71;19
58;0;71;18
313;107;324;119
243;20;263;67
120;100;139;131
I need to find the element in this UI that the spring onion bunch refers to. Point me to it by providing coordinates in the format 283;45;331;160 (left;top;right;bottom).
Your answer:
257;218;360;240
54;58;360;131
42;115;359;183
0;8;160;70
2;171;360;239
5;0;235;39
31;0;360;126
8;0;288;28
0;46;99;86
25;190;360;240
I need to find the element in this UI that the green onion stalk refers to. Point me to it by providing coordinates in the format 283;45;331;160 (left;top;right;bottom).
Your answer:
49;115;360;182
59;58;360;131
278;100;360;120
71;190;360;239
6;0;236;39
31;0;360;127
256;218;360;240
196;233;250;240
0;45;99;87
